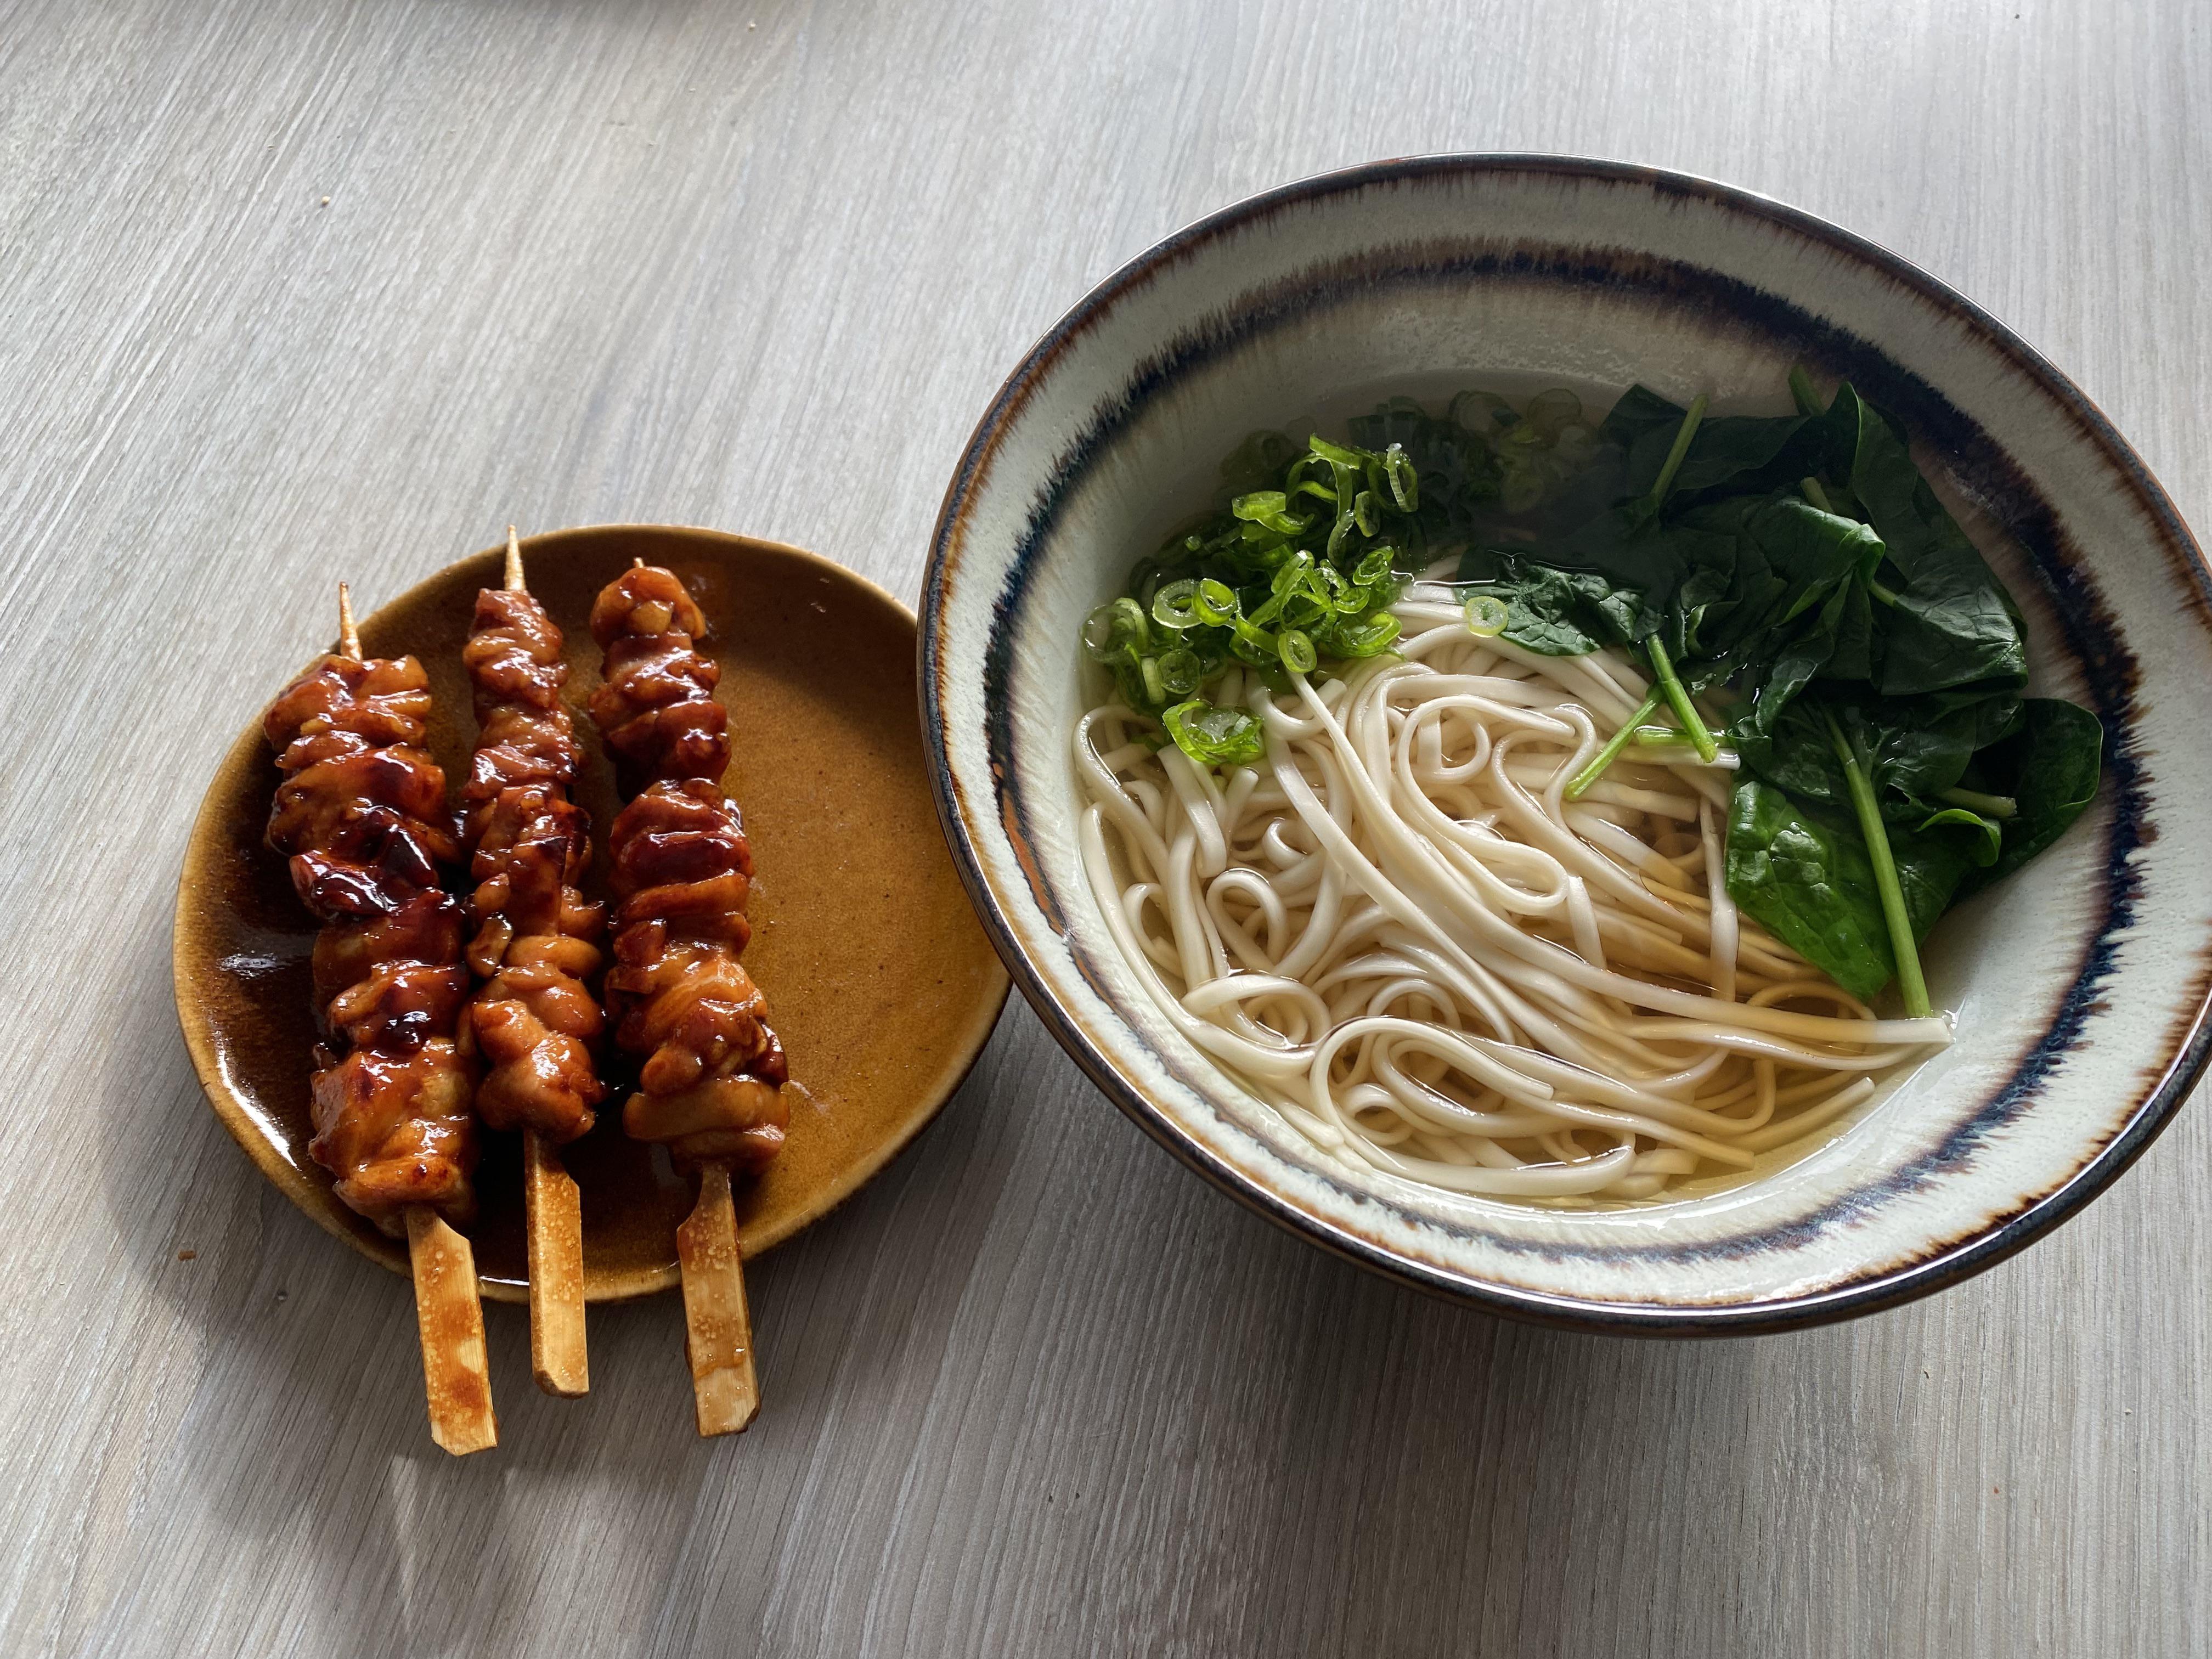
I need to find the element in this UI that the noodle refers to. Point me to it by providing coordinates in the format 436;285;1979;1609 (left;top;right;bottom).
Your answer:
1075;602;1952;1203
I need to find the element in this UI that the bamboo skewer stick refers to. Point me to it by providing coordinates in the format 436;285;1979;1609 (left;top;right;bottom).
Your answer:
405;1208;499;1455
523;1131;588;1396
676;1162;759;1435
340;583;499;1456
502;529;590;1398
617;556;760;1435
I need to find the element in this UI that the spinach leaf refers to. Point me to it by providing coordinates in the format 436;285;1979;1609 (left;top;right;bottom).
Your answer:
1822;577;1877;684
1916;806;2004;868
1596;384;1692;456
1745;495;1884;614
1729;578;1860;750
1860;688;2022;808
1958;697;2103;891
1605;384;1849;510
1733;696;1849;806
1830;385;2029;697
1453;549;1641;656
1433;374;2104;998
1726;495;1886;698
1725;777;1978;1002
1667;500;1781;667
1735;689;2023;825
1540;494;1688;606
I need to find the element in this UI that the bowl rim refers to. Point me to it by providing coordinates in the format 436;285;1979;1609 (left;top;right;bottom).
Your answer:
918;153;2212;1334
176;521;1011;1304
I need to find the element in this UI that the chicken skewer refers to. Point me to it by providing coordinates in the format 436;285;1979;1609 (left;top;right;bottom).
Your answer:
263;584;497;1454
456;529;607;1396
589;560;789;1435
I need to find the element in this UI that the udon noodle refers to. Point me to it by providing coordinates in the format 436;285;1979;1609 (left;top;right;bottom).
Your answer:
1075;592;1954;1203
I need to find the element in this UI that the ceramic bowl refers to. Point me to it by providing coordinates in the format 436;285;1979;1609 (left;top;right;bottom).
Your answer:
177;525;1008;1302
921;156;2212;1331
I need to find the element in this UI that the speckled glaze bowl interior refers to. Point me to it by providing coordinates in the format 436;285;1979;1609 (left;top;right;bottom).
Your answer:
922;156;2212;1331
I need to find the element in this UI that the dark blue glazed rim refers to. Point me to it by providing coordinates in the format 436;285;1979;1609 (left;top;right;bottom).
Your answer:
920;154;2212;1334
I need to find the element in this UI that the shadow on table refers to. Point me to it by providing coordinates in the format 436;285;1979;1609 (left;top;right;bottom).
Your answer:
93;927;1787;1654
84;924;1031;1656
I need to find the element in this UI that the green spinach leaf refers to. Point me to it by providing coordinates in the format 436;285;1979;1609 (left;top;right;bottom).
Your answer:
1606;386;1842;509
1725;777;1977;1002
1829;385;2029;696
1958;697;2103;891
1916;806;2004;868
1453;549;1642;656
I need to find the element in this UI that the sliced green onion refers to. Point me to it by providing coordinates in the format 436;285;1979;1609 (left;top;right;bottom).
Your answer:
1150;578;1201;629
1525;388;1583;439
1328;611;1402;658
1081;605;1118;656
1553;422;1598;467
1082;596;1150;661
1464;594;1509;637
1499;462;1545;514
1230;614;1280;661
1086;414;1471;758
1230;490;1307;534
1384;443;1418;511
1449;389;1513;431
1163;698;1267;766
1139;656;1166;704
1246;550;1314;627
1194;578;1239;625
1155;646;1203;698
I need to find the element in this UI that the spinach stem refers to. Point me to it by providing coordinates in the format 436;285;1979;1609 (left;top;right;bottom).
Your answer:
1824;709;1932;1017
1787;366;1824;417
1938;785;2017;820
1799;476;1836;514
1565;687;1663;798
1643;635;1720;763
1867;578;1901;607
1646;394;1711;509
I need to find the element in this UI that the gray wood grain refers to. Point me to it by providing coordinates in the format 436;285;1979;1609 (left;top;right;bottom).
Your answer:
0;0;2205;1652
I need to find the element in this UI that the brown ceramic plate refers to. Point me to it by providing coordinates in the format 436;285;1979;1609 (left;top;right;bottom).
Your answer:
176;525;1008;1302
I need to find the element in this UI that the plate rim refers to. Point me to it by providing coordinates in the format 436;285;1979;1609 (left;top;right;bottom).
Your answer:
175;522;1010;1305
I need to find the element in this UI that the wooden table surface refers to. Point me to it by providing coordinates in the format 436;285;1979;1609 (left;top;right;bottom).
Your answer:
4;0;2205;1653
